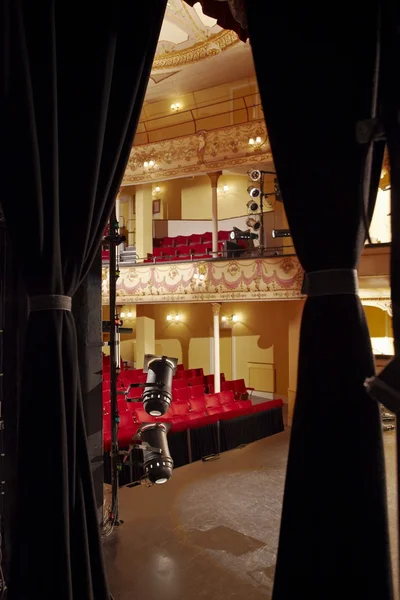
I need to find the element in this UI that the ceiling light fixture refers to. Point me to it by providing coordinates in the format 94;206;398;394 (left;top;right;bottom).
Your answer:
171;103;181;111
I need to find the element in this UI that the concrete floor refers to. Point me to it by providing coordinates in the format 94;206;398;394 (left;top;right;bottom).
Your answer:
104;426;398;600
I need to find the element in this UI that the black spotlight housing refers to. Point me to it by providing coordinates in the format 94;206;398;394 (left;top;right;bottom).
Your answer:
139;423;173;485
142;354;178;417
272;229;291;238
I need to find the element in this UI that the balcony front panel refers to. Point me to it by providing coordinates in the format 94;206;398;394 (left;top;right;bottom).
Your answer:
122;119;271;184
102;256;304;305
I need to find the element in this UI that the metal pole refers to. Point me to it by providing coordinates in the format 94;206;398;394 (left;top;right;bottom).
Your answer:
259;174;265;255
109;205;119;522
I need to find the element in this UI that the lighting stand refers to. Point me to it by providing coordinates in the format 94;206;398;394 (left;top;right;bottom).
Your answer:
258;170;276;256
108;205;122;526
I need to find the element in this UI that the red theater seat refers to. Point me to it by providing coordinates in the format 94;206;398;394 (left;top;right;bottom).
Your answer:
204;393;221;409
188;234;203;245
189;384;205;397
188;376;204;387
175;235;188;246
217;390;235;404
169;402;189;416
172;379;186;390
161;237;174;247
188;396;207;414
174;387;192;402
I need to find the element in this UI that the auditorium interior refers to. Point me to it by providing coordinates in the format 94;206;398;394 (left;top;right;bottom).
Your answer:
1;2;399;600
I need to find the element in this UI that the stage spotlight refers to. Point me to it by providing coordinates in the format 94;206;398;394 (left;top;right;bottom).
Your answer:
247;185;261;199
246;199;259;212
272;229;291;238
137;423;174;485
142;354;178;417
246;217;261;230
248;169;262;182
230;227;259;241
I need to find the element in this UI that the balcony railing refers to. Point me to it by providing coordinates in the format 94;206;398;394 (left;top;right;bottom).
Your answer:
101;243;391;306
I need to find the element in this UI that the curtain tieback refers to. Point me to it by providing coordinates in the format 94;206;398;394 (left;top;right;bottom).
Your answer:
301;269;358;297
29;295;72;312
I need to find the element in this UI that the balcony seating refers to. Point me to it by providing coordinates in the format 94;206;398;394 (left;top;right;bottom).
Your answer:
144;230;231;263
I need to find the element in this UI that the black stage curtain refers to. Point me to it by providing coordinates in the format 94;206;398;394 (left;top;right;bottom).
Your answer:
0;2;166;598
246;2;393;599
381;3;400;353
220;408;284;452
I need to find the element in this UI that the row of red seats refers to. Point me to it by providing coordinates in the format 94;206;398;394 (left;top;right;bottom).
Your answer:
144;243;226;263
159;231;231;248
103;390;283;448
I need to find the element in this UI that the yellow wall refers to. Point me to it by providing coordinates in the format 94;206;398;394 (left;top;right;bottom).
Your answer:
131;300;303;397
181;176;212;220
134;77;260;145
364;305;393;337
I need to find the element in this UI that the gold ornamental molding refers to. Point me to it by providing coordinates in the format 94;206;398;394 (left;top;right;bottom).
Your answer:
102;256;304;305
153;30;240;70
122;120;271;184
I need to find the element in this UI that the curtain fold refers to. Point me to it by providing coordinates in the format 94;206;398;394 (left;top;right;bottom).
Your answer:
245;1;393;599
0;1;166;598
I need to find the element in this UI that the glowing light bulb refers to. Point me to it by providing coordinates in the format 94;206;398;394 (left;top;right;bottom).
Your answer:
120;312;126;317
223;185;229;192
155;186;161;193
232;314;238;322
255;136;262;144
143;161;149;168
148;159;155;167
221;316;227;322
199;274;205;281
127;311;133;318
166;314;172;321
174;314;180;321
248;138;255;145
193;273;199;279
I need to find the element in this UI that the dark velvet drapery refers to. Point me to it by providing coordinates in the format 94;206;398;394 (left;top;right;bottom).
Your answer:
246;1;393;599
0;1;165;598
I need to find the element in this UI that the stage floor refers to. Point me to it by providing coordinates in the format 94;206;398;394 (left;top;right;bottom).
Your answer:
103;427;398;600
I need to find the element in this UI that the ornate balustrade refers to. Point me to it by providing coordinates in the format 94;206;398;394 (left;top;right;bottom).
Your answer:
122;119;271;184
102;256;304;305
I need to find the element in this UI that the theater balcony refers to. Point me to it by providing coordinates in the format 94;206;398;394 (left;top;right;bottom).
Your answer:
101;243;390;306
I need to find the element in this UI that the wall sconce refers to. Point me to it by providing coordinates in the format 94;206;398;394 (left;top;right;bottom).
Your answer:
170;103;181;111
221;314;239;324
166;313;180;322
154;186;161;193
144;159;156;169
248;136;263;149
119;310;133;318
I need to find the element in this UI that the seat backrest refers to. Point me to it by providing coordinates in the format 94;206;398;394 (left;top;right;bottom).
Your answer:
170;402;188;416
190;384;205;398
217;390;235;404
175;235;188;246
233;379;247;392
188;396;206;413
188;234;203;245
188;376;204;387
174;387;192;402
222;380;235;392
161;236;174;247
204;393;221;408
172;379;186;390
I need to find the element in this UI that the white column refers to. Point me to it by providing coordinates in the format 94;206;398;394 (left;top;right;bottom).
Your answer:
115;188;121;224
208;172;222;257
212;303;221;393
